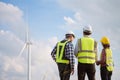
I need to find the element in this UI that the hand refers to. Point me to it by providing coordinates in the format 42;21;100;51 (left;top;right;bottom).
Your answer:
71;69;74;75
96;61;99;65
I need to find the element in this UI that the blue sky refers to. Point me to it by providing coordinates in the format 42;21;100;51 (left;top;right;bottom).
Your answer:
0;0;120;80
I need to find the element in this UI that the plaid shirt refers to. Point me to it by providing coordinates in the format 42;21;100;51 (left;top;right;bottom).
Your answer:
51;40;75;69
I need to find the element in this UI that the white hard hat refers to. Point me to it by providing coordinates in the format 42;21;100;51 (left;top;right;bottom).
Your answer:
83;25;92;33
66;31;75;38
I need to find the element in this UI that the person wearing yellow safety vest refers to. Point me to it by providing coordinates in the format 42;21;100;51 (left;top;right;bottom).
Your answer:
51;31;75;80
96;36;114;80
74;25;97;80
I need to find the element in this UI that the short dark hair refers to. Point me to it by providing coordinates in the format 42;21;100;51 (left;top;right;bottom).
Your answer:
102;44;110;48
65;34;74;38
83;31;91;35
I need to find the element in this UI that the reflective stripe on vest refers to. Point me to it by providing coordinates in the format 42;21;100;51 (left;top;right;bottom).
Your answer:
77;37;96;64
56;41;69;64
106;48;114;71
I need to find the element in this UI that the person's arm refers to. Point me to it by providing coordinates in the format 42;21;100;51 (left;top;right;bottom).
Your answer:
74;39;79;57
97;49;106;65
66;42;75;74
51;45;57;61
94;41;98;62
100;49;106;64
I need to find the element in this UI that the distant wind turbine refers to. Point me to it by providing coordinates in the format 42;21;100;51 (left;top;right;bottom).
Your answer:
17;24;32;80
11;3;32;80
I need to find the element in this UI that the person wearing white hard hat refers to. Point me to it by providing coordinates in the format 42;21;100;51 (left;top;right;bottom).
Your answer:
51;31;75;80
83;25;92;34
74;25;98;80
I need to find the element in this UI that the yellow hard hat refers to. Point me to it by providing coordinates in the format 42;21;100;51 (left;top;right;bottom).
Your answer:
101;36;110;44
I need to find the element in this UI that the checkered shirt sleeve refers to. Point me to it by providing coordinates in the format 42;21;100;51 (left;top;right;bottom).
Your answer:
51;45;57;61
65;42;75;69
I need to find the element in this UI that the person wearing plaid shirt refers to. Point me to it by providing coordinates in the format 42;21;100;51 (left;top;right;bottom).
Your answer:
51;31;75;80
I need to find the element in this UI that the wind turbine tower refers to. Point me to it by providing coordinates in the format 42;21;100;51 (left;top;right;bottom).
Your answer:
18;24;32;80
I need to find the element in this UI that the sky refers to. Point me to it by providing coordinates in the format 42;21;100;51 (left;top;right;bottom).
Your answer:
0;0;120;80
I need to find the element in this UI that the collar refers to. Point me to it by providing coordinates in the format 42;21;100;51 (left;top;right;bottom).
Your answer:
83;35;90;37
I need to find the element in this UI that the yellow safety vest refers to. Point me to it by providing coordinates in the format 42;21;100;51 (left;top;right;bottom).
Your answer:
77;37;96;64
56;40;69;64
106;48;114;71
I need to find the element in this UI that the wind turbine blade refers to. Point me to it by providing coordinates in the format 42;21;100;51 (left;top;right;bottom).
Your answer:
12;44;26;64
17;43;26;57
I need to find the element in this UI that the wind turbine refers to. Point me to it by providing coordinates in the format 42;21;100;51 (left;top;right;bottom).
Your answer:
18;24;32;80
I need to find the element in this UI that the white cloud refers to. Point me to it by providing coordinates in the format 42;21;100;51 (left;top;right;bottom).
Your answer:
48;36;58;47
58;0;120;27
0;2;60;80
0;2;23;24
0;30;24;56
61;12;84;31
27;37;61;80
58;0;120;49
74;12;82;22
64;16;76;25
3;56;25;73
0;29;60;80
0;2;26;39
0;30;27;79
